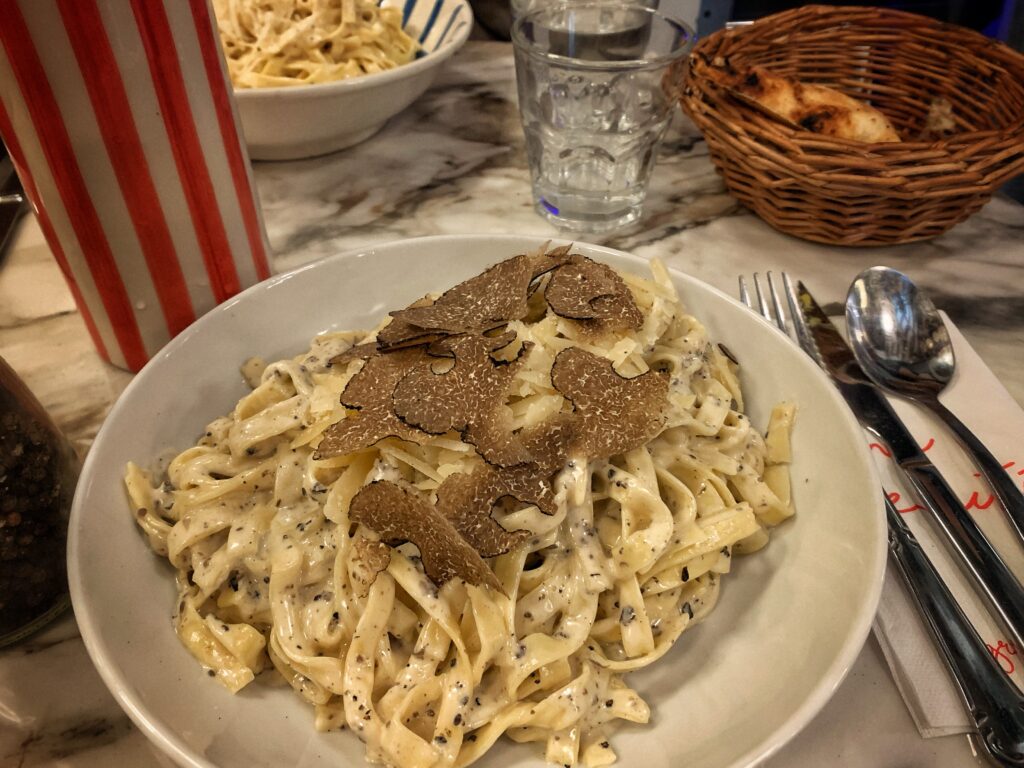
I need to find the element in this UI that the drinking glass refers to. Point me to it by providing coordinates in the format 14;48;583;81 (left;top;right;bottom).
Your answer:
511;0;659;20
512;2;693;232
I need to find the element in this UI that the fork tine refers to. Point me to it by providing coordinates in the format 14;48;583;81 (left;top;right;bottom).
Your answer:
766;271;789;336
752;273;772;323
782;272;815;354
738;276;751;308
738;271;818;358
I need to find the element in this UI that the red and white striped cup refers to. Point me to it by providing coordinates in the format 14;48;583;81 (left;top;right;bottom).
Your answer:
0;0;271;371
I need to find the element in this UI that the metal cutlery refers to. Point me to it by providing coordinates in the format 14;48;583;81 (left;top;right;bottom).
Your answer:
846;266;1024;546
741;272;1024;655
885;494;1024;767
739;271;1024;767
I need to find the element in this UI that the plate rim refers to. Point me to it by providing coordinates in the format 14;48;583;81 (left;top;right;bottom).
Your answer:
68;233;886;768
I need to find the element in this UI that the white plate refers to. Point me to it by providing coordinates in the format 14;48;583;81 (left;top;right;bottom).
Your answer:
68;235;885;768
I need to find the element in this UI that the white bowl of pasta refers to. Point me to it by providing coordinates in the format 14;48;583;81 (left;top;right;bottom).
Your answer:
69;235;885;768
218;0;473;160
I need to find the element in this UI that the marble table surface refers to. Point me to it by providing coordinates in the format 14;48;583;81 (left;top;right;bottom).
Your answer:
2;40;1023;768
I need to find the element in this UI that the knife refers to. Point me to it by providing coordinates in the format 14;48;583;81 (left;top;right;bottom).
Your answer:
885;494;1024;767
796;281;1024;655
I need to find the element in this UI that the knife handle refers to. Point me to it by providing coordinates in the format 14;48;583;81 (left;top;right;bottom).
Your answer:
928;395;1024;548
904;462;1024;655
886;497;1024;767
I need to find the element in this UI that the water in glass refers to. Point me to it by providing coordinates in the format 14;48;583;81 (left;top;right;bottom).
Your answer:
513;3;691;232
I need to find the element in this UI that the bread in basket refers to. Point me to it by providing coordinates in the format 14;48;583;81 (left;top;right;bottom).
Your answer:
677;5;1024;246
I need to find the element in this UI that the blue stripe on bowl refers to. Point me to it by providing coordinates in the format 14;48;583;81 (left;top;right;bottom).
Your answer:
434;5;464;46
382;0;468;54
401;0;417;28
417;0;444;43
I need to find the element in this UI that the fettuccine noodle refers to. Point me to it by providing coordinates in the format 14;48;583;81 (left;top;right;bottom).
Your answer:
213;0;418;88
126;255;795;767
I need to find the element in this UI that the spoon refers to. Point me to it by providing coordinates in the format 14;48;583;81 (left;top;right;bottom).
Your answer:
846;266;1024;547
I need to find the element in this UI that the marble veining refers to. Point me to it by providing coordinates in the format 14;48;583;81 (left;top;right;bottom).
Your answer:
252;44;1023;403
0;39;1019;768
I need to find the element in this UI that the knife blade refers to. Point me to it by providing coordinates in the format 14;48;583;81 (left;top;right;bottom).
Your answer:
796;281;1024;655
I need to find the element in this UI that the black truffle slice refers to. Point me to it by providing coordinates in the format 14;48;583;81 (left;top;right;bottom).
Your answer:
349;537;392;597
391;333;532;467
580;292;646;335
349;481;502;591
329;342;379;366
545;258;643;332
382;246;577;343
550;347;668;459
526;243;576;284
436;463;556;558
390;254;536;335
545;260;621;319
375;316;445;351
314;347;429;459
346;247;581;354
518;414;576;473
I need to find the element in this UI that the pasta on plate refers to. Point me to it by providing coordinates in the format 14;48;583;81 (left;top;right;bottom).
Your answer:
125;247;796;768
213;0;418;88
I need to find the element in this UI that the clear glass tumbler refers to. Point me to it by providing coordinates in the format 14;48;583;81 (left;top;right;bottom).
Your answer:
512;2;693;232
511;0;659;21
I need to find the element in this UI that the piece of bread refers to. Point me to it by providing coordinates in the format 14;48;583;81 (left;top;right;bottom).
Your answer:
918;97;959;140
711;64;902;143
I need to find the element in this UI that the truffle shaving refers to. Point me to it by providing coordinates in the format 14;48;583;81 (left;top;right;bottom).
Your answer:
546;258;643;333
329;342;379;366
526;243;575;283
349;537;392;598
392;333;533;467
545;260;621;319
382;246;576;344
550;347;668;459
315;348;429;458
437;464;556;557
349;481;502;590
389;255;536;335
376;316;445;351
519;415;576;472
580;292;645;335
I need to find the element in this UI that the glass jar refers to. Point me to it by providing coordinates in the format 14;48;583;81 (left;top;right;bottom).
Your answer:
0;356;78;647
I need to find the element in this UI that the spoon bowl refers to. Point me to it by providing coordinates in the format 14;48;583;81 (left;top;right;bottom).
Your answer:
846;266;955;398
846;265;1024;545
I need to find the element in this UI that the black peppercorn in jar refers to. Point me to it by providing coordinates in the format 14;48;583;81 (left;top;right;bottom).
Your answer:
0;356;78;647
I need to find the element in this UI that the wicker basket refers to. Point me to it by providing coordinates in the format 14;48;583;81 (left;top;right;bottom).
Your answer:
677;5;1024;246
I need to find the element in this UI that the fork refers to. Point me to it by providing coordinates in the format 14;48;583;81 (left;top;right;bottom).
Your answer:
738;271;1024;768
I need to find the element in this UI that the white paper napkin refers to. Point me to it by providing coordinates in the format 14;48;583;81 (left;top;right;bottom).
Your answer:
869;313;1024;738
